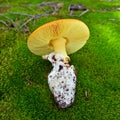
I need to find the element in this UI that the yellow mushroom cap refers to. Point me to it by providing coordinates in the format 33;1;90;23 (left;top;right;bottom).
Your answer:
27;19;90;56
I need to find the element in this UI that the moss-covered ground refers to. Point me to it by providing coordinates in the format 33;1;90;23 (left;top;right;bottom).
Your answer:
0;0;120;120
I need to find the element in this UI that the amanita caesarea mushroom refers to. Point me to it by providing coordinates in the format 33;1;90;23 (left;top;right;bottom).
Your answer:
27;19;90;108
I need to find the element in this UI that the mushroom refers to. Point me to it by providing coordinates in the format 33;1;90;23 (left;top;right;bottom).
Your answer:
27;19;90;108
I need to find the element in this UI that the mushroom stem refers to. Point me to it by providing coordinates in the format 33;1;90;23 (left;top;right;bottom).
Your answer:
50;38;70;61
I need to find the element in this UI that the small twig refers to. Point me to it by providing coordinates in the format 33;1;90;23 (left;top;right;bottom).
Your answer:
108;18;120;21
19;16;35;29
0;27;14;30
26;6;41;14
69;4;89;17
0;20;9;26
84;90;89;101
0;13;18;31
0;14;14;23
9;12;34;17
22;2;64;13
22;2;58;7
90;7;120;13
69;9;89;17
78;9;89;17
19;13;49;29
0;5;11;9
25;78;33;85
116;7;120;11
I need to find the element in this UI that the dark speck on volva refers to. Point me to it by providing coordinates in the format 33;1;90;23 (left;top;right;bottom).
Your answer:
58;65;63;71
66;89;69;91
52;55;56;61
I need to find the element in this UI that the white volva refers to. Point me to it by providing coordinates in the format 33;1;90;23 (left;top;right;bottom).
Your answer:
43;52;76;108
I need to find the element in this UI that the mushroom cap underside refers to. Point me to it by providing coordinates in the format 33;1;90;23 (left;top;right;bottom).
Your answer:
27;19;90;55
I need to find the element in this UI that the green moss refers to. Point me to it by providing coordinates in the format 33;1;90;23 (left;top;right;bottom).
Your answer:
0;0;120;120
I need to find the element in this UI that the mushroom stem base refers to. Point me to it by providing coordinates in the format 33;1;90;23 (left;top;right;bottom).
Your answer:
50;38;70;61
